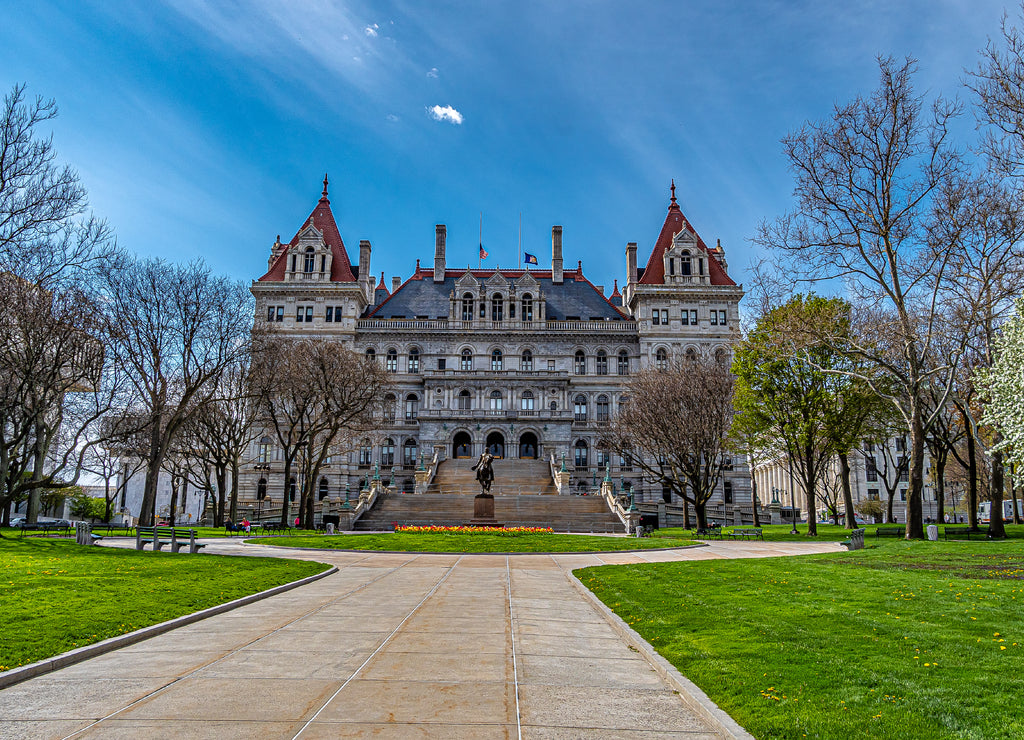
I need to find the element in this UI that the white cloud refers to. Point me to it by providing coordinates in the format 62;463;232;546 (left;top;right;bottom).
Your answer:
427;67;438;78
364;23;378;37
427;104;463;125
386;113;399;122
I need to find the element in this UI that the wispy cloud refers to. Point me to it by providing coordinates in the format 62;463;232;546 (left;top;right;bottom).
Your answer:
386;113;399;122
427;104;463;124
364;23;378;37
427;67;438;78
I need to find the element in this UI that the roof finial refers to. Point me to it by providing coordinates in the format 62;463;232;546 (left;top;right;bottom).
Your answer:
670;178;677;205
322;173;329;199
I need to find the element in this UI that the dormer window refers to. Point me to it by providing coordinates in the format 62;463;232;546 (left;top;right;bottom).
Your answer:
304;247;315;273
680;250;692;276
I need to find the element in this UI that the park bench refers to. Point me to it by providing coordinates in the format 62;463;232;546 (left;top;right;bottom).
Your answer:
224;521;244;537
943;526;985;541
694;528;721;540
259;522;288;533
89;522;135;537
726;527;763;540
840;527;866;551
875;527;903;537
19;521;71;537
136;526;205;554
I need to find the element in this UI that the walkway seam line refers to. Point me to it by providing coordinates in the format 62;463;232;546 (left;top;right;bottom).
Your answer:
290;555;466;740
506;556;523;740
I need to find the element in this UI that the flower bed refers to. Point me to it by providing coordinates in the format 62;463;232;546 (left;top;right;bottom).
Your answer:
395;525;553;536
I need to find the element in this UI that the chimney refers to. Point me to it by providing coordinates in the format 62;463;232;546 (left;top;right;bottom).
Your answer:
392;276;402;293
434;224;447;282
551;226;563;284
359;239;372;301
626;242;638;286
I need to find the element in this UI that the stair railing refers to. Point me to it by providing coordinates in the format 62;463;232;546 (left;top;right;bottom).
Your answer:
600;478;639;534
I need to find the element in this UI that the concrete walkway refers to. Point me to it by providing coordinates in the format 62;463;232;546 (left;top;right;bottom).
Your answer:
0;539;839;739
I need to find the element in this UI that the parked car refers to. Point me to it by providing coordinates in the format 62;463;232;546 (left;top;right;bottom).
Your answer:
9;517;26;528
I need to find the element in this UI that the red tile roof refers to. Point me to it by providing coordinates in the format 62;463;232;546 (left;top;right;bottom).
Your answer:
639;182;734;286
257;177;357;283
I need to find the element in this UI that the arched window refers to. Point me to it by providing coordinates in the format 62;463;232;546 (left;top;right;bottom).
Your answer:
596;350;608;376
491;294;503;321
381;438;395;467
490;390;504;411
304;247;315;273
461;348;473;371
491;349;503;371
686;347;698;366
383;394;397;423
257;478;267;500
574;439;589;469
404;393;419;420
620;445;633;472
574;350;586;375
257;436;271;464
403;438;418;468
680;249;692;276
461;293;474;321
408;347;420;373
521;390;535;412
715;347;727;366
386;348;398;373
318;477;329;501
365;347;376;361
521;293;534;322
596;394;610;422
596;443;609;467
521;350;533;371
656;348;668;371
617;350;629;376
458;389;472;410
358;438;372;466
574;394;588;422
288;476;297;502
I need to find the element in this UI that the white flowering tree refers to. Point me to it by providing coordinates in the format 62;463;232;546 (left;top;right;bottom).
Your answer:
979;298;1024;471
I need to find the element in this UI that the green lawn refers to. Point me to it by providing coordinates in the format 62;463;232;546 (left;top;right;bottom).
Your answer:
258;531;698;553
653;523;1024;542
0;536;328;673
579;539;1024;739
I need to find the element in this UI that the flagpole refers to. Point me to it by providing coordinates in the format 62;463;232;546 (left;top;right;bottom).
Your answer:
519;212;524;273
478;212;482;270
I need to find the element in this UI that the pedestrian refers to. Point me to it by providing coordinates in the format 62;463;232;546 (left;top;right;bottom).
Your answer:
241;517;250;534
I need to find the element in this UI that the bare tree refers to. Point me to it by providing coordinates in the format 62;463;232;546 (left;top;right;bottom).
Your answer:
104;258;253;526
611;359;734;532
250;336;390;528
758;57;972;539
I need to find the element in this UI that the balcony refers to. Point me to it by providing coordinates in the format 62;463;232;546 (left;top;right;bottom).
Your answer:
357;318;638;334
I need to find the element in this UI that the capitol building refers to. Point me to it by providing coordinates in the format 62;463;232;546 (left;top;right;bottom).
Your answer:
244;178;750;517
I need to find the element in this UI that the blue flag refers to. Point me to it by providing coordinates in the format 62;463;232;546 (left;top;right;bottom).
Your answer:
524;252;538;265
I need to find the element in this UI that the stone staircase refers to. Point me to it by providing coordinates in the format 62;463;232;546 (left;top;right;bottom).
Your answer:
425;459;558;496
352;493;623;532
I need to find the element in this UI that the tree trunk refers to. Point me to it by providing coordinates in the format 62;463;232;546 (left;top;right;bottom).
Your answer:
838;452;856;530
103;479;113;523
693;501;708;531
906;408;925;539
229;460;240;523
140;413;165;526
168;476;179;527
27;418;45;524
935;455;947;525
1012;465;1022;524
887;490;895;524
966;424;979;531
989;447;1007;539
280;456;293;527
215;466;228;527
750;476;761;527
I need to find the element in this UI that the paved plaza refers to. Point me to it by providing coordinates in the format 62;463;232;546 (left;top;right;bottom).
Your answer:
0;539;838;739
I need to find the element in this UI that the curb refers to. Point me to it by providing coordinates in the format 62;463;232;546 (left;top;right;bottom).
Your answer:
0;564;337;691
567;570;755;740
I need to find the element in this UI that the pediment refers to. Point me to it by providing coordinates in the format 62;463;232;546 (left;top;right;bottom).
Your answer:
671;227;697;251
455;272;480;290
296;224;325;246
485;272;509;289
516;272;539;290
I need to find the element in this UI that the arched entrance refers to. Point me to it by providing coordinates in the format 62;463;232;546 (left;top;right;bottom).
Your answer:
518;432;538;459
453;431;473;458
485;431;505;458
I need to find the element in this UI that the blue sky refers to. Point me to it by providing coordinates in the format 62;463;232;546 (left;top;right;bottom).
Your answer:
1;1;1014;298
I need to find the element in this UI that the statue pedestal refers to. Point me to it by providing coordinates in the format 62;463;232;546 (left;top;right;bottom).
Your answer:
470;493;502;528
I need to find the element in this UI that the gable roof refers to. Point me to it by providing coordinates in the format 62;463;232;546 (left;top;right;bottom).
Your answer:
257;176;357;283
639;181;734;286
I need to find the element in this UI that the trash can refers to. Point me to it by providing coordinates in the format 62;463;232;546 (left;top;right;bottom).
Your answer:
326;523;335;535
927;524;938;541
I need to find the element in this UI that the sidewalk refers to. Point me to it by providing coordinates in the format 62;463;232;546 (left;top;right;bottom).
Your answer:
0;540;838;739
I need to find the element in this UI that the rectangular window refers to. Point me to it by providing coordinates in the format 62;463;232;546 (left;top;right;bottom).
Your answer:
437;358;446;370
669;258;675;275
900;489;907;501
548;360;555;371
276;306;284;322
710;311;718;326
690;310;698;325
898;457;909;481
719;310;727;325
267;306;276;322
652;310;660;326
724;481;733;504
866;457;878;482
325;306;334;322
895;437;907;452
680;310;688;326
868;489;879;500
296;306;304;323
305;306;313;323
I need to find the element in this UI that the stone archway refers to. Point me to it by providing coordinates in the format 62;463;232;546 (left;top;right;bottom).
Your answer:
518;432;539;459
453;431;473;458
485;431;505;458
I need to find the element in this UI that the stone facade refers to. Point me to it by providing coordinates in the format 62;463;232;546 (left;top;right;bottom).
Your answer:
246;179;750;513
